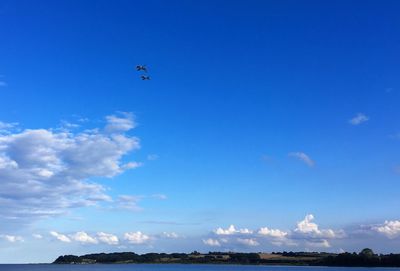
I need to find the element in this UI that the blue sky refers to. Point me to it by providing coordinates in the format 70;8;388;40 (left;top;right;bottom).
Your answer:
1;0;400;263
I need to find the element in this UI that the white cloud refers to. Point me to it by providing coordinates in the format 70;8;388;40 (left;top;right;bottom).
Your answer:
122;161;142;170
50;231;71;243
257;227;296;246
0;121;18;130
214;225;236;235
0;234;23;242
258;227;288;238
58;121;80;132
69;231;98;244
203;238;221;247
294;214;342;239
105;112;135;133
124;231;150;244
214;225;252;235
162;232;179;239
205;215;347;249
349;113;369;125
0;113;140;226
237;238;259;246
97;232;119;245
238;228;253;234
295;214;319;234
32;233;43;239
0;81;7;87
372;220;400;238
0;121;18;135
288;152;315;167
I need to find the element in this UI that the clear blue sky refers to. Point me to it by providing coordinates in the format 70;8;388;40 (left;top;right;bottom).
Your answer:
0;0;400;263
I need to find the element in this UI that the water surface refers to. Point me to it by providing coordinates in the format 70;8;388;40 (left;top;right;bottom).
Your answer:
1;265;400;271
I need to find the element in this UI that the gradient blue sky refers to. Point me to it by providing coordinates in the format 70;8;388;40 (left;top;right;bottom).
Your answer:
1;0;400;263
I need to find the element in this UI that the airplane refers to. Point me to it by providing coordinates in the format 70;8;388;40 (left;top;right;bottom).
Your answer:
136;65;148;72
141;75;151;80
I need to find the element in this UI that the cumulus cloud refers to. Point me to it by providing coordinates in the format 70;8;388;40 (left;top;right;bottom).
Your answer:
203;238;221;247
124;231;150;244
349;113;369;125
50;231;71;243
0;234;23;242
291;214;344;249
210;214;343;250
97;232;119;245
372;220;400;238
0;113;140;226
69;231;98;244
237;238;259;246
214;225;253;235
258;227;288;238
294;214;339;239
257;227;296;246
114;194;167;212
288;152;315;167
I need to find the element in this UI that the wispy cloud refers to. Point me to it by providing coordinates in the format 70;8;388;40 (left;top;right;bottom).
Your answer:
288;152;315;167
0;121;18;134
105;112;136;133
349;113;369;125
147;154;159;161
116;195;143;211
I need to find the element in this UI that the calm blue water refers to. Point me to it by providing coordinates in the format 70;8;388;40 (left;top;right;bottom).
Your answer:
0;265;400;271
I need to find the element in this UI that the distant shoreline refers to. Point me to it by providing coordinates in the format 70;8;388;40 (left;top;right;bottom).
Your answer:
52;249;400;267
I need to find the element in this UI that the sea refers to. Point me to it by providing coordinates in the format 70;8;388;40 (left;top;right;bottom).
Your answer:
0;265;400;271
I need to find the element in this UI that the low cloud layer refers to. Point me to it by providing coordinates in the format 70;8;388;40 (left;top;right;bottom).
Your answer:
0;113;140;227
206;214;345;249
371;220;400;238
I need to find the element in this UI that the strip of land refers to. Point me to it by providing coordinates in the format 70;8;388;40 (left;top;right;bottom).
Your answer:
54;249;400;267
